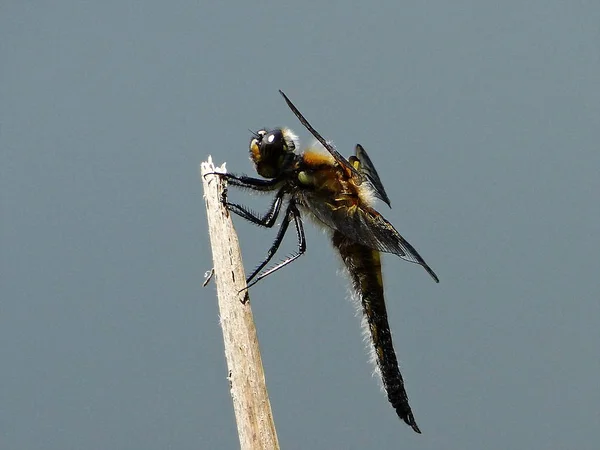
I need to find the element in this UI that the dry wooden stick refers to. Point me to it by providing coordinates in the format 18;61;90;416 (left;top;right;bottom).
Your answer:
200;157;280;450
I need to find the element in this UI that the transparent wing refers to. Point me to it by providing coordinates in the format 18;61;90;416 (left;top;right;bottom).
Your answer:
301;194;439;282
353;144;391;208
279;90;360;178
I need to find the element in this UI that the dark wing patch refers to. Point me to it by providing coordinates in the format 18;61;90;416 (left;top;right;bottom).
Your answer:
301;194;439;282
354;144;391;208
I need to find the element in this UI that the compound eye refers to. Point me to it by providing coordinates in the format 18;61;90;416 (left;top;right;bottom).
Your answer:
261;129;285;153
265;130;282;145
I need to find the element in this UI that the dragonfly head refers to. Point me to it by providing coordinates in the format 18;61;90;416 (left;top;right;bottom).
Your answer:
249;128;298;178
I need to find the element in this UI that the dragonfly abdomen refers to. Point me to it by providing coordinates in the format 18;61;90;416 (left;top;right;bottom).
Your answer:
332;231;422;434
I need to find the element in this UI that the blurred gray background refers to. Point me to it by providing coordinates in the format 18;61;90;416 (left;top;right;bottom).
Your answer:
1;1;599;449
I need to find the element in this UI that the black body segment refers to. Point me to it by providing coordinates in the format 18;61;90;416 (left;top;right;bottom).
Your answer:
332;231;421;433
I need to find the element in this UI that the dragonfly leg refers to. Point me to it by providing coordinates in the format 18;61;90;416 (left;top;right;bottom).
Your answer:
246;203;306;288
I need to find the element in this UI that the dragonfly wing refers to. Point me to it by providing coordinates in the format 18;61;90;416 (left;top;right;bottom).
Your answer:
302;195;439;282
353;144;391;208
279;90;360;178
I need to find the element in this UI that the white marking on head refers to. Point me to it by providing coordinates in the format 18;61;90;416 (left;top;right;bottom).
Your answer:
267;134;275;143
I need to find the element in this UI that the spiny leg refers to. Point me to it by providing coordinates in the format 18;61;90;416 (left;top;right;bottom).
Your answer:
225;188;285;228
246;203;306;288
209;172;282;192
206;171;306;287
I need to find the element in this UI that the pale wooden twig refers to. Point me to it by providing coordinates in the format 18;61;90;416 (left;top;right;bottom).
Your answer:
200;157;279;450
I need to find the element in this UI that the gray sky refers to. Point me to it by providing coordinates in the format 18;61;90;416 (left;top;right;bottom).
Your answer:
2;1;599;449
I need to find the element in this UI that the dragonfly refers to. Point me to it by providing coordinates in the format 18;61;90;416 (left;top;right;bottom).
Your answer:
212;90;439;433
